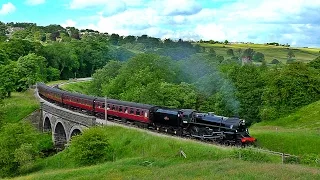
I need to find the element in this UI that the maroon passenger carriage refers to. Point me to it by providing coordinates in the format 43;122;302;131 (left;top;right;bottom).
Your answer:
94;98;153;125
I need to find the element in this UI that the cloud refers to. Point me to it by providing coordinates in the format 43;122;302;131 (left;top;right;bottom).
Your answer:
25;0;45;6
74;0;320;47
61;19;77;28
0;2;16;15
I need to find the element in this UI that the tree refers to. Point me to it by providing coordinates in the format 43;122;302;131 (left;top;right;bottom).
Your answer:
271;59;280;64
0;62;19;97
90;60;122;96
0;49;9;65
253;52;265;62
109;33;120;45
287;49;295;59
226;49;234;56
208;48;216;56
16;53;47;91
261;62;320;120
242;48;255;60
224;40;229;44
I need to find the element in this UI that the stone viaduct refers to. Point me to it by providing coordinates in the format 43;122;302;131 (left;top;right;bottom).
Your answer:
40;102;101;148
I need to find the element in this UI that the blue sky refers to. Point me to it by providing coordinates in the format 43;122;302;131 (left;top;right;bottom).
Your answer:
1;0;320;47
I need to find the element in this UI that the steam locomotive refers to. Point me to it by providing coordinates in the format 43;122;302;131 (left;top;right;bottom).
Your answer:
37;83;256;146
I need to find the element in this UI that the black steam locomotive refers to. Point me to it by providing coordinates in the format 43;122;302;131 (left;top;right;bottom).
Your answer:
37;83;256;145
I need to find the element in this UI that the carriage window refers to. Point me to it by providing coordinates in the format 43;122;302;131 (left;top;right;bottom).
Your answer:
101;103;105;108
112;105;115;110
145;111;148;117
124;107;128;113
107;104;110;108
129;108;134;114
119;106;123;112
136;109;140;115
141;111;144;117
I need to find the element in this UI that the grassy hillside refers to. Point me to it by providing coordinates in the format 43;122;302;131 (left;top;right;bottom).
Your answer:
12;126;320;179
59;81;91;95
255;100;320;130
200;43;320;63
250;100;320;157
0;89;39;124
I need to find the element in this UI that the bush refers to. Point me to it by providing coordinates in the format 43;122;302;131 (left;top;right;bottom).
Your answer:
271;59;280;64
284;156;300;164
0;122;47;177
233;149;272;163
300;154;320;167
67;127;114;166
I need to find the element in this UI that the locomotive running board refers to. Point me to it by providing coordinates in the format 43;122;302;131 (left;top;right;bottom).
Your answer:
191;134;221;139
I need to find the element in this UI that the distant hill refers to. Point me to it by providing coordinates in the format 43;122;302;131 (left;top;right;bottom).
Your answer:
199;43;320;64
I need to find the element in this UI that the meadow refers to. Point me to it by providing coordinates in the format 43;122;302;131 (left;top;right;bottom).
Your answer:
200;43;320;63
0;90;39;124
12;126;320;180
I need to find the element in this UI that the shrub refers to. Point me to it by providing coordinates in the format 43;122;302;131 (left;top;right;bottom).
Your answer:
0;122;45;177
271;59;280;64
233;149;272;163
67;127;114;166
284;156;300;164
300;154;320;167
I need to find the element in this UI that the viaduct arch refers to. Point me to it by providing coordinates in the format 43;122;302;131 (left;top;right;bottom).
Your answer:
40;102;97;149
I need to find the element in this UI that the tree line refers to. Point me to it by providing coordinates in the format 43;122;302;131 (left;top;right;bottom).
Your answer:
89;54;320;125
1;21;319;125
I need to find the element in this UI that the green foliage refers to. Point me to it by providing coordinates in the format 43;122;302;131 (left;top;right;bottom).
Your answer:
228;64;265;124
287;49;295;59
233;149;272;163
0;61;19;97
89;60;122;96
226;48;234;56
260;62;320;120
67;127;113;166
308;56;320;69
16;53;47;91
102;54;179;101
242;48;255;60
253;52;265;62
0;122;45;177
271;59;280;64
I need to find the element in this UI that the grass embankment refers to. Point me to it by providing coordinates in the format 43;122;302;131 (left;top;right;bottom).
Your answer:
0;89;39;123
200;43;320;63
251;100;320;157
59;81;91;95
13;126;320;179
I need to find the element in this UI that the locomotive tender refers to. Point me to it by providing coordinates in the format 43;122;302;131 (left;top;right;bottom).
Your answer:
37;83;256;145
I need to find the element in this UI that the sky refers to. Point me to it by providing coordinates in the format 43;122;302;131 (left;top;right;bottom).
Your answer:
1;0;320;47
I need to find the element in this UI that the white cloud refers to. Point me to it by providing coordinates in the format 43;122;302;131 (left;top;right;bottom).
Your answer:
69;0;144;9
75;0;320;47
61;19;77;28
0;2;16;15
26;0;45;6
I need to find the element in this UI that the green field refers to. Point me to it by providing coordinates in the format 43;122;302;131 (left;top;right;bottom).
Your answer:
0;89;39;124
200;43;320;63
12;126;320;180
250;100;320;161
